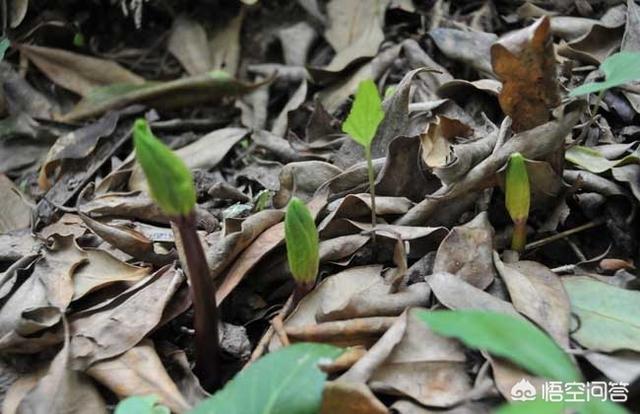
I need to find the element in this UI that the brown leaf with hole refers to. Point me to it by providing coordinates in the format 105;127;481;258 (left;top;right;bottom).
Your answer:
491;17;559;132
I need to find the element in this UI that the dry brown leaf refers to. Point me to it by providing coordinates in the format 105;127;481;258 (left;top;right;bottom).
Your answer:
209;9;244;76
420;116;472;169
168;15;212;76
0;174;31;232
321;381;388;414
491;17;559;132
433;213;496;289
69;265;184;368
286;316;396;347
16;324;107;414
430;28;497;76
18;44;144;97
428;272;521;318
493;255;571;347
274;161;342;208
342;309;471;407
88;340;191;414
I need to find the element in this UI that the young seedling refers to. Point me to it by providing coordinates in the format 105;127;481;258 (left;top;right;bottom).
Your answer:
505;152;530;253
284;197;319;297
133;119;220;390
342;79;385;239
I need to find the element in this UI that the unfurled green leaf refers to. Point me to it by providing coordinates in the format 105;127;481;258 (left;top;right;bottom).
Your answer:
505;153;530;222
285;198;319;285
570;51;640;97
417;310;581;382
562;276;640;352
342;79;384;148
133;119;196;217
496;399;629;414
115;395;170;414
189;343;342;414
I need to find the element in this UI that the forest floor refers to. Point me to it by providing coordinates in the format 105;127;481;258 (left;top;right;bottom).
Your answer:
0;0;639;413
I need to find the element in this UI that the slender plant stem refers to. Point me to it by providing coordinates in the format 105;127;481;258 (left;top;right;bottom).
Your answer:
511;219;527;253
175;213;220;391
365;145;377;242
524;219;604;251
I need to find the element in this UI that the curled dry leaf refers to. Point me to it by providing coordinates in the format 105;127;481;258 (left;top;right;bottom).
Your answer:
0;174;31;232
286;316;397;347
490;17;560;132
420;116;472;169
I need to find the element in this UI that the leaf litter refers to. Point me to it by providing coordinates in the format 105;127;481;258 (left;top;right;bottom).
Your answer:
0;0;639;413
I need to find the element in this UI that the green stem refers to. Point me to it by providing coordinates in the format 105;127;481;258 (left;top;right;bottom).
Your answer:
511;219;527;253
175;213;220;392
365;145;377;242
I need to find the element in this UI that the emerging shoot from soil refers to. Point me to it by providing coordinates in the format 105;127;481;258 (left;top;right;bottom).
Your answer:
133;119;220;391
342;79;384;239
284;197;319;296
505;152;530;253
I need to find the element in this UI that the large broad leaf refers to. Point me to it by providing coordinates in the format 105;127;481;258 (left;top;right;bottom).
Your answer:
496;399;629;414
563;276;640;352
416;310;581;382
570;51;640;96
342;79;384;148
189;343;342;414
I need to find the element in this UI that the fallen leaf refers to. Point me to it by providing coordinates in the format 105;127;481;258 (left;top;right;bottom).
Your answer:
433;213;496;289
69;265;184;368
18;44;144;97
321;381;388;414
88;340;191;414
562;276;640;352
491;17;560;132
0;174;31;232
430;28;497;77
168;16;212;76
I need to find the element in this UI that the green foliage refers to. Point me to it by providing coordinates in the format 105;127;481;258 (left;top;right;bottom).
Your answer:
342;79;384;148
0;38;10;61
189;343;342;414
570;51;640;97
505;153;530;222
115;395;170;414
416;310;581;382
285;198;320;285
73;33;86;48
133;118;196;217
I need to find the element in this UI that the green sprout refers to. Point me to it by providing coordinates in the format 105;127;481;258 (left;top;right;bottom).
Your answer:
342;79;385;239
133;119;220;391
284;197;319;293
505;153;530;253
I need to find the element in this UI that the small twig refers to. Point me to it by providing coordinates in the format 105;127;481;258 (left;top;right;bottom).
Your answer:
524;219;605;251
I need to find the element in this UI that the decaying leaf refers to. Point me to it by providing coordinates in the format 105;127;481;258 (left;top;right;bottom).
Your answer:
491;17;560;132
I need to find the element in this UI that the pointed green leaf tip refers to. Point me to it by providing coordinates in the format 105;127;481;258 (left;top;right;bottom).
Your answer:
342;79;384;148
570;51;640;97
133;119;196;217
285;198;319;285
505;152;530;222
